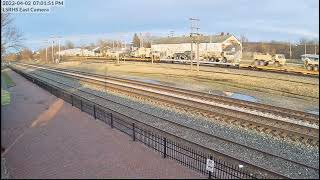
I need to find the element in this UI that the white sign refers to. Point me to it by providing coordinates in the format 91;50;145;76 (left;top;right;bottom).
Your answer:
206;159;215;172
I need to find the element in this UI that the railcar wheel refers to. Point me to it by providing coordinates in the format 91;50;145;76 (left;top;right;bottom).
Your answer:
222;58;227;63
306;65;313;71
259;60;265;66
254;60;260;66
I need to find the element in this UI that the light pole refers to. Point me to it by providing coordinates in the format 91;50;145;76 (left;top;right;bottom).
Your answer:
289;41;292;60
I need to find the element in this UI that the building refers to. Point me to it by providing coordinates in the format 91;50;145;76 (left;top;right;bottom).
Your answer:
57;48;95;57
151;33;242;59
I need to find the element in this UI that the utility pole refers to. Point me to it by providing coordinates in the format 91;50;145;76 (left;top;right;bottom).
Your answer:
170;30;174;37
105;57;107;97
140;33;144;48
51;40;54;63
46;46;48;63
43;40;48;63
57;36;61;63
189;17;200;72
139;33;142;48
289;41;292;60
305;43;307;54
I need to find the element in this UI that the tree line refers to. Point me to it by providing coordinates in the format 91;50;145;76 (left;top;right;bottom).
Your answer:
242;42;319;59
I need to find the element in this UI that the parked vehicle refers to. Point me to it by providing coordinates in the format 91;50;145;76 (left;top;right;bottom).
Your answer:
130;47;151;58
202;51;240;64
301;54;319;71
171;51;195;60
252;53;286;67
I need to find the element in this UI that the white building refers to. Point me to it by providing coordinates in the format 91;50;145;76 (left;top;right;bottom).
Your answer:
57;48;95;57
151;34;242;58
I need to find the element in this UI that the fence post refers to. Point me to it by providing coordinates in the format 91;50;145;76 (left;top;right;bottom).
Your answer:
163;138;167;158
132;123;135;141
208;155;213;179
110;113;113;128
71;95;73;106
93;105;96;119
80;99;83;111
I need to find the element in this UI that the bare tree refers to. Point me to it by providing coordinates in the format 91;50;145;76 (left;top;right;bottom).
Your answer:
96;39;112;52
18;48;33;61
1;13;24;58
65;40;75;49
132;33;140;47
240;35;248;43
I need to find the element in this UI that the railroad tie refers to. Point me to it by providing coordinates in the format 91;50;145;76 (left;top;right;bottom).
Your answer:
256;126;265;132
278;132;288;139
248;124;256;130
263;128;273;134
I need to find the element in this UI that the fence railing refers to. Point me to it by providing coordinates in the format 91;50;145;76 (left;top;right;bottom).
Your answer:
11;67;263;179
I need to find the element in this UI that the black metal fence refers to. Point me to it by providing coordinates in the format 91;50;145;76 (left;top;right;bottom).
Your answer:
12;67;261;179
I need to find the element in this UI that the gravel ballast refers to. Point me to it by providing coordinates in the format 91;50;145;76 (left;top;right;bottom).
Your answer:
15;65;319;179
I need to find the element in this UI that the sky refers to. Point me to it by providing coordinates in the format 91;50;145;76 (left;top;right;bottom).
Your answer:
11;0;319;50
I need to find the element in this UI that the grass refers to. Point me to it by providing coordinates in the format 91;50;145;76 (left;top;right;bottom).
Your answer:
1;71;15;106
1;89;10;106
1;71;15;88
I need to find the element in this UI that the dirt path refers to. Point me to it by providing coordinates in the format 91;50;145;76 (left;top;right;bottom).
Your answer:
1;69;203;179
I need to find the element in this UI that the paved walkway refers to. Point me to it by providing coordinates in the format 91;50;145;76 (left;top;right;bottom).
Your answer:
1;69;203;179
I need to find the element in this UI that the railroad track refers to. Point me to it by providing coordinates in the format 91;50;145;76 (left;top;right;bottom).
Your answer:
11;64;319;179
17;63;319;147
81;57;319;78
24;63;320;122
152;63;319;85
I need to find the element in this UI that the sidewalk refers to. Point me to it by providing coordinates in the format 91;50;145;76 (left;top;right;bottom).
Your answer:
1;69;203;179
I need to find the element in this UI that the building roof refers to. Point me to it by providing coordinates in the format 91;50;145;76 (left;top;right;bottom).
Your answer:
152;34;233;44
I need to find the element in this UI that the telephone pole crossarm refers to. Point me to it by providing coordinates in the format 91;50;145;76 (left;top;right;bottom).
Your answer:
189;17;200;72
